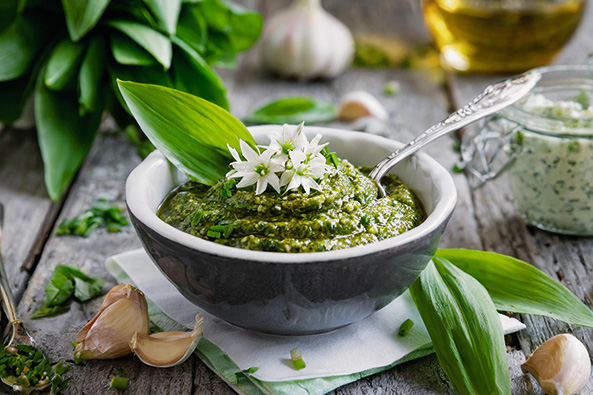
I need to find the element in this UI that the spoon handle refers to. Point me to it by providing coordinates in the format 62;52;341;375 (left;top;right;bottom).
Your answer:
369;71;541;197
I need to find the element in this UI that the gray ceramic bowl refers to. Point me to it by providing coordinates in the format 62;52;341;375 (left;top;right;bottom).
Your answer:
126;126;457;335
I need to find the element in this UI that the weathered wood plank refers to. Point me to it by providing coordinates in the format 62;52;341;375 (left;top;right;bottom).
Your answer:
446;3;593;393
0;128;58;303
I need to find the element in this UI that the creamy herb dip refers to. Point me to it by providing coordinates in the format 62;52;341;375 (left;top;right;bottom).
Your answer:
158;160;426;252
508;93;593;235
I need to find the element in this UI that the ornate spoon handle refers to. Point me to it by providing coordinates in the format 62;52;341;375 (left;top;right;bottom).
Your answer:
369;71;541;197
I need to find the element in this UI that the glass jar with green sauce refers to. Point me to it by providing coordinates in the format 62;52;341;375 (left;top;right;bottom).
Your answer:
461;65;593;236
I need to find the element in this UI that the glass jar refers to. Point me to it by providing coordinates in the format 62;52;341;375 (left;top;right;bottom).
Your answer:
461;65;593;236
422;0;586;73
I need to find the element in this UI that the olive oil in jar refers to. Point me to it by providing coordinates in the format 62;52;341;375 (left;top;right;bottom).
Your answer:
422;0;585;73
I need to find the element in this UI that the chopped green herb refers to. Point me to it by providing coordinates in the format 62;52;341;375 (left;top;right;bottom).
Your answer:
149;326;164;334
189;211;204;226
452;140;461;152
32;265;105;319
57;199;128;237
0;345;71;394
290;349;306;370
398;318;414;336
110;376;129;391
221;179;238;199
383;81;400;96
207;230;221;239
452;163;465;173
329;153;340;169
244;97;338;125
572;90;590;109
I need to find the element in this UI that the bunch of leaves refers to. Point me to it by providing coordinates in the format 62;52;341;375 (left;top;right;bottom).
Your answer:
0;0;262;202
0;344;71;394
411;249;593;395
32;265;105;319
57;199;128;237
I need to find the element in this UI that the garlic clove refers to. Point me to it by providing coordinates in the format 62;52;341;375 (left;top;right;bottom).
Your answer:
74;285;149;360
129;315;204;368
522;334;591;395
338;91;389;122
77;284;146;342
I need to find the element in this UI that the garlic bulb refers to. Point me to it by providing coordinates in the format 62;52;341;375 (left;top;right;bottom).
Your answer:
522;333;591;395
74;284;149;360
338;91;389;122
260;0;354;80
130;315;204;368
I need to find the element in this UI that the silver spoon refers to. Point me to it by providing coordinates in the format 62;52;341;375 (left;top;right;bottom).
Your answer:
369;71;541;197
0;204;51;393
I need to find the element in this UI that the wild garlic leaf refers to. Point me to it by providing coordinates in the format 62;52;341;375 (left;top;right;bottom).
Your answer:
436;249;593;327
410;258;511;395
78;36;105;114
108;20;172;70
31;305;71;319
0;0;18;34
176;4;208;54
143;0;182;35
0;16;42;81
244;97;338;125
110;33;158;67
118;80;255;185
61;0;111;42
73;277;104;302
45;39;86;91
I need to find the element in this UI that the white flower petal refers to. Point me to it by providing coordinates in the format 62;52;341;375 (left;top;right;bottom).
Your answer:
231;162;254;172
236;173;260;188
240;140;260;163
227;144;241;162
267;173;281;193
280;169;294;186
255;178;267;195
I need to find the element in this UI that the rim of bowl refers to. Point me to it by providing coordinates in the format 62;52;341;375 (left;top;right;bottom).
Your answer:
126;126;457;263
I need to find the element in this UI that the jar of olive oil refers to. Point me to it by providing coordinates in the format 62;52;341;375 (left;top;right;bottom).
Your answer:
422;0;586;73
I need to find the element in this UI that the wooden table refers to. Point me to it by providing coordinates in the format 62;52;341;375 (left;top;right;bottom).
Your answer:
1;0;592;393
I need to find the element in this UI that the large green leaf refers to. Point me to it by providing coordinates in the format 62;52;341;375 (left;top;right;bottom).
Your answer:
109;64;174;113
244;97;338;125
0;0;19;33
61;0;111;42
0;16;42;81
143;0;182;35
200;0;262;52
110;33;157;66
45;39;86;91
36;72;101;201
108;20;172;69
176;3;207;54
172;36;228;109
78;36;105;114
117;80;254;185
410;258;511;395
436;249;593;327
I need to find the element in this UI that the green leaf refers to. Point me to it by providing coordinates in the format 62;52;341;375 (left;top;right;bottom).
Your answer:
45;39;86;91
44;274;74;307
109;64;174;113
61;0;111;42
176;4;208;54
0;0;19;33
171;37;228;109
410;258;511;395
35;71;101;201
435;249;593;327
200;0;262;53
73;277;104;302
0;16;42;81
31;304;70;319
143;0;182;35
78;36;105;114
110;33;157;66
108;20;172;69
244;97;338;125
117;80;254;185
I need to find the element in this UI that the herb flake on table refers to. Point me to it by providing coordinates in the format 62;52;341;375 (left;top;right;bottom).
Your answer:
32;265;105;319
243;97;338;125
57;199;128;237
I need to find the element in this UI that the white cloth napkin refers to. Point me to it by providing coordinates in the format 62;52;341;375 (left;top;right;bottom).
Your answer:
106;249;526;383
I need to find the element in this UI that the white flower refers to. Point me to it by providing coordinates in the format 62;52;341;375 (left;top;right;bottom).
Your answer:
268;122;304;162
281;150;329;194
299;133;327;158
227;140;284;195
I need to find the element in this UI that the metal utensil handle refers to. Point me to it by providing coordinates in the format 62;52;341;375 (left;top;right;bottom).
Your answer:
0;205;18;328
369;71;541;197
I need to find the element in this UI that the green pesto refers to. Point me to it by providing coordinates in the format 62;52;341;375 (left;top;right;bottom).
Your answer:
157;160;426;253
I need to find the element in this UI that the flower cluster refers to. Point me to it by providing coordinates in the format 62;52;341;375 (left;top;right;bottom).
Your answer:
226;123;332;195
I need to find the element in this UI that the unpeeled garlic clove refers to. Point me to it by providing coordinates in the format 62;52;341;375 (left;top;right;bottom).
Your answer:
522;333;591;395
338;91;389;122
74;284;149;360
129;315;204;368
